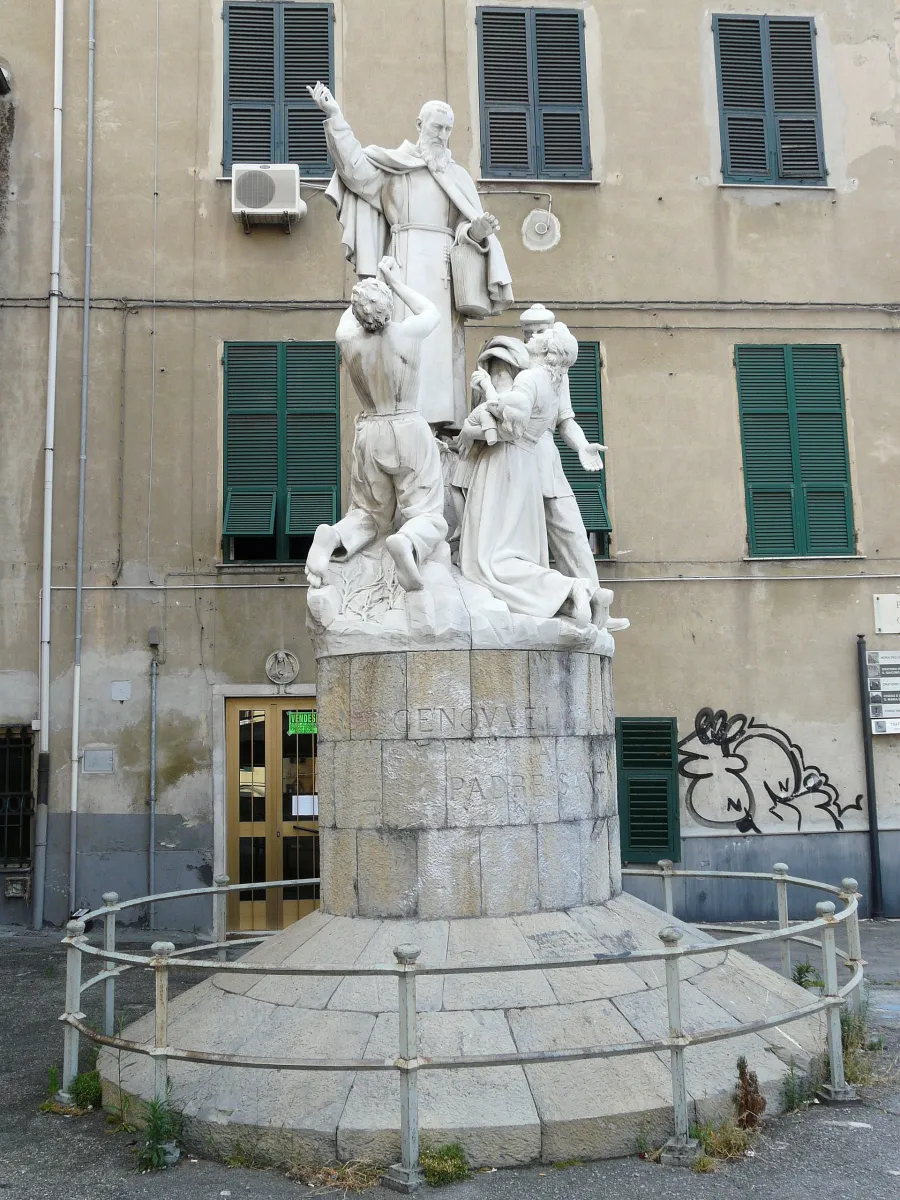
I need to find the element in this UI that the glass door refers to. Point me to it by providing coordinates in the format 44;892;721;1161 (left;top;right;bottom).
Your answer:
225;698;319;932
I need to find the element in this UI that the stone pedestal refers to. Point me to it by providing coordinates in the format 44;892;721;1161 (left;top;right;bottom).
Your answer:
316;650;620;920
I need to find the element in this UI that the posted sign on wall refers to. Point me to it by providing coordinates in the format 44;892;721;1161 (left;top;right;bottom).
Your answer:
867;651;900;734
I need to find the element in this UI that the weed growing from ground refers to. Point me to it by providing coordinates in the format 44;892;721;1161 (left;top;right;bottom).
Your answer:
735;1055;766;1128
288;1159;382;1191
420;1143;470;1186
69;1070;102;1110
136;1098;181;1172
792;959;824;990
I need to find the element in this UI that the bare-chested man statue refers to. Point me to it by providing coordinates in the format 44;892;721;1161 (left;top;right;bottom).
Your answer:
305;256;448;593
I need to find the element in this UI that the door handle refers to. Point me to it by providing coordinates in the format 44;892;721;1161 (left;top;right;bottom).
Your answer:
276;830;281;838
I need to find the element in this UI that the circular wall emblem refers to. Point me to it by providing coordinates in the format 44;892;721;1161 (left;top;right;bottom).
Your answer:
265;649;300;685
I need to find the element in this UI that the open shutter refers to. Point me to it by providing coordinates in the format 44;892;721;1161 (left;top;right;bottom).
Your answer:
791;345;854;554
285;343;340;534
479;8;534;177
555;342;610;535
225;4;277;170
769;19;825;183
533;10;590;178
736;345;800;555
283;4;333;176
616;718;680;863
714;15;771;182
224;344;279;535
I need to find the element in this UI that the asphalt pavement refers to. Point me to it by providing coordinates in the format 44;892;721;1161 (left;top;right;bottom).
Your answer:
0;921;898;1200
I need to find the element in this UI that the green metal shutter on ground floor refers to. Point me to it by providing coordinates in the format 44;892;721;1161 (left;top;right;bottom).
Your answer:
555;342;610;535
616;717;680;863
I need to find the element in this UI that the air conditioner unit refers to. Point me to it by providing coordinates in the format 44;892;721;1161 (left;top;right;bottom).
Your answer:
232;163;307;233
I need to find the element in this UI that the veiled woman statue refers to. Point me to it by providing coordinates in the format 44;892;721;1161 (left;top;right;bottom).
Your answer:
456;323;600;627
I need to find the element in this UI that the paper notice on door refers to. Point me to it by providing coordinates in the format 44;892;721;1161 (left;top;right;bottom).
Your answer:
291;794;318;817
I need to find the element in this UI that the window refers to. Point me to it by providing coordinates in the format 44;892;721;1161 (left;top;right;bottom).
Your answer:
616;717;680;863
713;15;826;186
224;2;333;175
477;7;591;179
556;341;610;556
736;344;854;557
223;342;340;563
0;728;33;870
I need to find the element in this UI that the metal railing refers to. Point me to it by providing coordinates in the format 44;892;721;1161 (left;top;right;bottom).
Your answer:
58;864;866;1188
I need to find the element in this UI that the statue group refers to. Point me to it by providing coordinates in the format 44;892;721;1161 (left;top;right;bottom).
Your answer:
305;85;626;650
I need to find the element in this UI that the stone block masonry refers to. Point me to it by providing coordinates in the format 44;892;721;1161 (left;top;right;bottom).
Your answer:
317;649;618;919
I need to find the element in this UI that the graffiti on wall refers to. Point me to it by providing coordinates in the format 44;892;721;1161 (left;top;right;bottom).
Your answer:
677;708;862;834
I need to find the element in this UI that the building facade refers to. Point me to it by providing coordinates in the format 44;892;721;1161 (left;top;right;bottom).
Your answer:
1;0;898;928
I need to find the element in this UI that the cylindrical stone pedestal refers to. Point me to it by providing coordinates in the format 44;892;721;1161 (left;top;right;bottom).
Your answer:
316;649;620;919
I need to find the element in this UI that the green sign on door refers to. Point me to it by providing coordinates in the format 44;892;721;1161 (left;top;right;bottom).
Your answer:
287;710;317;736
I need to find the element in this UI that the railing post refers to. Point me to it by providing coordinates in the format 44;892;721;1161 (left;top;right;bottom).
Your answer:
382;945;424;1194
839;877;865;1016
658;859;675;916
213;874;230;962
102;891;119;1037
150;940;175;1104
772;863;792;981
658;927;700;1167
60;918;86;1100
815;901;859;1105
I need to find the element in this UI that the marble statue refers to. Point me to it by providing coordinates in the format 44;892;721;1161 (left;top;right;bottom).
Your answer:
462;307;627;631
455;323;601;626
308;83;513;427
306;257;448;594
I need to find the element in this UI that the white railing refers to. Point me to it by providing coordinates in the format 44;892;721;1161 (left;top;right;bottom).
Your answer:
58;864;866;1189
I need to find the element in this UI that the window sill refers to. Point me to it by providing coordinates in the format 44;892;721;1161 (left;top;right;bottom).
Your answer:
718;182;835;192
216;176;331;186
217;561;310;576
478;178;599;188
742;555;865;562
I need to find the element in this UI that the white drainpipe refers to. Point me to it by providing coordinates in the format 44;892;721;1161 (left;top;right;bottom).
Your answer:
32;0;66;929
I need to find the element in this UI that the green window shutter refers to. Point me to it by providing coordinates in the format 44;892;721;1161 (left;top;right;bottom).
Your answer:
555;342;610;535
478;7;590;179
533;10;591;178
737;344;853;556
769;19;825;182
225;4;278;171
223;343;280;535
736;345;799;555
284;342;340;534
791;346;854;554
714;15;825;186
478;8;534;177
283;4;333;175
616;717;680;863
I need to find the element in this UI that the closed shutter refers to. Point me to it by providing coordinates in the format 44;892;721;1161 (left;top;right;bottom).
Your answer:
285;342;340;534
224;342;340;554
225;2;333;175
283;4;333;175
736;344;853;556
616;718;680;863
223;343;280;535
714;15;825;185
225;4;278;169
478;7;590;179
555;342;610;535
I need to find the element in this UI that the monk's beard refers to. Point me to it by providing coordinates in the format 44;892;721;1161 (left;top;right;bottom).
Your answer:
417;138;452;173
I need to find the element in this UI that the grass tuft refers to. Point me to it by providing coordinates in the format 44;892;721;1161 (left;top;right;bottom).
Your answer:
69;1070;102;1110
691;1154;718;1174
420;1143;471;1187
288;1159;382;1191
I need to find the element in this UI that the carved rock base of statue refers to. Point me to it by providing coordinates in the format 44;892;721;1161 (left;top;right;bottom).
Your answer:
306;538;616;658
101;648;824;1170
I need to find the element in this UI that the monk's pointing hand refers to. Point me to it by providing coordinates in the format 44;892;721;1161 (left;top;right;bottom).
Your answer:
307;82;341;118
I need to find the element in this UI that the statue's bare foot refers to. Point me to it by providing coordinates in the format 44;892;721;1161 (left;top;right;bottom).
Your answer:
606;616;630;632
569;579;593;628
386;533;423;592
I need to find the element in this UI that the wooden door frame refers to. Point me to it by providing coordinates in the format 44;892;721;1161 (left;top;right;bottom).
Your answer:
211;683;315;930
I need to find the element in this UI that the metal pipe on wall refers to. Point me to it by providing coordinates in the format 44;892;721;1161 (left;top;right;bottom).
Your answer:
68;0;97;913
149;654;158;929
856;634;885;919
33;0;66;929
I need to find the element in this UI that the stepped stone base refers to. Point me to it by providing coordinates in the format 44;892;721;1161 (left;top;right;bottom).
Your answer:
99;893;825;1170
